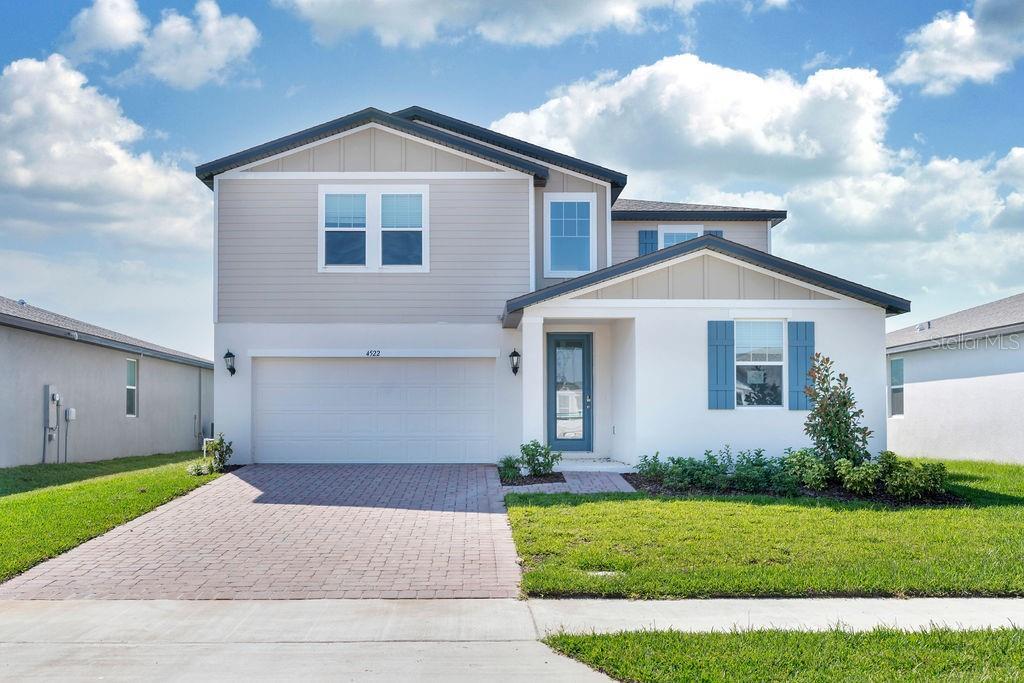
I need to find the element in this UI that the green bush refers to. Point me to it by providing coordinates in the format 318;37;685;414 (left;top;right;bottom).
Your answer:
731;449;771;493
876;451;949;501
520;440;562;477
635;452;668;480
188;433;233;477
781;448;829;491
803;354;872;469
835;458;881;496
498;455;522;482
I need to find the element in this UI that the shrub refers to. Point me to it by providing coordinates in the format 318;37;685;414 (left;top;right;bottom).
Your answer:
520;440;562;477
920;462;949;496
876;450;949;501
781;448;829;491
186;461;210;477
497;455;521;482
803;354;872;469
204;433;233;473
835;458;881;497
731;449;771;493
635;452;669;481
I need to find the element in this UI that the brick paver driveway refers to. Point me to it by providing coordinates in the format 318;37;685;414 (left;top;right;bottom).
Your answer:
0;465;521;600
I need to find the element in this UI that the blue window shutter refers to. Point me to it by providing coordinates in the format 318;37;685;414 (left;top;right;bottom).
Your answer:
639;230;658;256
708;321;735;409
788;321;815;410
706;230;724;238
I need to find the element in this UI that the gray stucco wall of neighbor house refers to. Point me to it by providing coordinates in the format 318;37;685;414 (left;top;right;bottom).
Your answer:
0;326;213;468
887;335;1024;463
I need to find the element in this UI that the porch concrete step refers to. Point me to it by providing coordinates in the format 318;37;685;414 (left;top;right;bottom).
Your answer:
555;457;631;473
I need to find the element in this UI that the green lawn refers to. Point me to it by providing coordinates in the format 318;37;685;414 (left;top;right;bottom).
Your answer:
506;459;1024;598
0;452;219;583
546;628;1024;683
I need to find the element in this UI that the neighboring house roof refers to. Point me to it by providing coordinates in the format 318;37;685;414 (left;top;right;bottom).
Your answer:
0;295;213;369
393;106;628;200
503;234;910;327
195;107;550;189
612;197;787;225
887;292;1024;352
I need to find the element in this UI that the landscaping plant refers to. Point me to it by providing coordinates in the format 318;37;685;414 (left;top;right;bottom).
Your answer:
187;433;233;476
803;353;872;468
497;455;522;482
519;439;562;477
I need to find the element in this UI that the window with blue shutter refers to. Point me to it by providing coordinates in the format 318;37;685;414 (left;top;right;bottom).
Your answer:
638;230;658;256
708;321;735;409
787;321;815;410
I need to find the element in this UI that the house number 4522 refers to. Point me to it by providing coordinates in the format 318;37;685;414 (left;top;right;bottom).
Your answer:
365;349;381;357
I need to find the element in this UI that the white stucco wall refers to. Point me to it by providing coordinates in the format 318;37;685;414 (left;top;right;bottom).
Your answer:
887;336;1024;462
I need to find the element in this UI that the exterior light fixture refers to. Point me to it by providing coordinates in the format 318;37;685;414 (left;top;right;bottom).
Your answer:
223;350;236;376
509;348;521;375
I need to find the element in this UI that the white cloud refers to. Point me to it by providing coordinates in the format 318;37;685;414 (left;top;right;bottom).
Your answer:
491;53;1024;326
0;54;210;248
64;0;259;89
492;55;897;183
802;50;842;71
890;0;1024;95
65;0;148;60
134;0;260;89
274;0;786;48
0;249;212;359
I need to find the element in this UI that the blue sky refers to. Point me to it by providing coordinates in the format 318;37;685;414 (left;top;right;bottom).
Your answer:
1;0;1022;357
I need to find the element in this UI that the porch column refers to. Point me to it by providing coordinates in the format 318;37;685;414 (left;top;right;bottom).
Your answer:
521;316;545;444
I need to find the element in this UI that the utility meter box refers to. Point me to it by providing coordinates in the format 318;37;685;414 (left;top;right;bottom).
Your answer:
65;408;77;422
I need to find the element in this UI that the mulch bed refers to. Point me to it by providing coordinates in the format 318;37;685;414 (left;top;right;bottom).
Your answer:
622;473;966;508
500;472;566;487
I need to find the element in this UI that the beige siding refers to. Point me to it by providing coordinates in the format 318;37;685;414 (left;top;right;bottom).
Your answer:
536;168;609;289
612;220;771;263
577;255;836;301
217;177;530;323
247;127;505;173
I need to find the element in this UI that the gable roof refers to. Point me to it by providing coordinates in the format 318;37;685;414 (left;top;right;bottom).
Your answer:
612;197;787;225
887;292;1024;352
503;235;910;326
0;295;213;369
195;107;550;188
393;106;628;200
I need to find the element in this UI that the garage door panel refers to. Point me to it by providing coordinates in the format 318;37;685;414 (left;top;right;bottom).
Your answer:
254;357;496;463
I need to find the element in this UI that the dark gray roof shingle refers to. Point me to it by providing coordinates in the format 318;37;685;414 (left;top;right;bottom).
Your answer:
611;197;787;224
0;295;212;368
887;292;1024;350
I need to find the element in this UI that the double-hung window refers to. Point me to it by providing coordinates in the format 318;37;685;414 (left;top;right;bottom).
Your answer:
319;185;429;272
545;192;597;277
126;358;138;417
735;320;784;407
889;358;904;416
658;225;723;248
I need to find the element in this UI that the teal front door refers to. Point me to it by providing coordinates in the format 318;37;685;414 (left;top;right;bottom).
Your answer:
547;333;593;451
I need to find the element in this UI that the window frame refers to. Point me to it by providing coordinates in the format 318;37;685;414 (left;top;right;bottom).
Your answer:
125;358;138;418
658;224;705;248
888;356;905;417
733;318;787;409
317;184;430;274
544;192;598;278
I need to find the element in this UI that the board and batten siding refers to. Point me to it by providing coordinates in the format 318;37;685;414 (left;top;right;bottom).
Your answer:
612;220;771;264
217;177;530;323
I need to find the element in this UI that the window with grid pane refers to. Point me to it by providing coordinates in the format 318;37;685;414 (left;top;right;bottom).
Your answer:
381;193;423;265
126;358;138;417
549;200;591;273
323;193;366;266
735;321;784;406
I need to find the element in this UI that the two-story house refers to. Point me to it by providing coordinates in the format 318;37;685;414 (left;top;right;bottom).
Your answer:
196;106;910;465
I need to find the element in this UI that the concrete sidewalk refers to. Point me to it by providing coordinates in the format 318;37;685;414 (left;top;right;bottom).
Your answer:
3;598;1024;680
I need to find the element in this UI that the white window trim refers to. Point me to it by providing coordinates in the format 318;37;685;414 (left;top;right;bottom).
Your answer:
126;358;138;418
544;192;597;278
317;184;430;273
734;318;787;409
889;357;905;418
658;224;705;249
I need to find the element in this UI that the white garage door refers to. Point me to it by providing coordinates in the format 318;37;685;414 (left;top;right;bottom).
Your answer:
253;357;496;463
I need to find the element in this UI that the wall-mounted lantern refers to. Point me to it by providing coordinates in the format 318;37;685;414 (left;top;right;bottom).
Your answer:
223;350;236;376
509;348;521;375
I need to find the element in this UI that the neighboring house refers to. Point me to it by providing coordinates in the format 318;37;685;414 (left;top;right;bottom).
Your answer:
196;106;910;465
0;296;213;468
886;293;1024;463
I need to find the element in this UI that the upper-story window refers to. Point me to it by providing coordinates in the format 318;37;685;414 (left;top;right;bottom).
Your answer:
545;192;597;278
735;320;784;407
318;185;429;273
658;226;724;248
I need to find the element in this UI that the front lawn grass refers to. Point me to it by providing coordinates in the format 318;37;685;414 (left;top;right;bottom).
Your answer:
546;628;1024;683
0;452;219;583
506;459;1024;598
